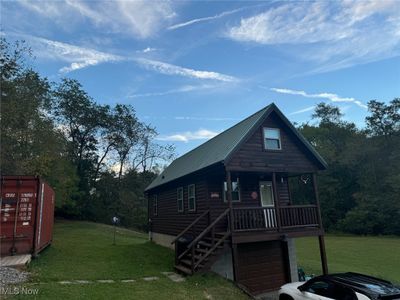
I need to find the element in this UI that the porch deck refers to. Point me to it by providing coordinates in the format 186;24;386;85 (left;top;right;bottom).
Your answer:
231;205;322;243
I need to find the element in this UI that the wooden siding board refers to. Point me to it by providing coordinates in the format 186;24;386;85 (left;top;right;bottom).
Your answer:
150;179;208;236
227;112;320;173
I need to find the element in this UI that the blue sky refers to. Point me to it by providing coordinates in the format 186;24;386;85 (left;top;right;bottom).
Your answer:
3;0;400;156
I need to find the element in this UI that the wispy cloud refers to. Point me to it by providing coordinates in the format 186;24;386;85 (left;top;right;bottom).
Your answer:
127;84;216;98
135;58;238;82
14;35;238;81
141;115;239;122
156;129;219;143
289;106;316;116
137;47;157;53
27;36;123;73
174;116;240;121
16;0;177;39
227;1;400;72
271;88;368;109
168;7;244;30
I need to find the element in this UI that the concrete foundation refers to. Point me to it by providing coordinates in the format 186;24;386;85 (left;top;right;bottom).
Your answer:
150;231;175;250
287;238;299;282
211;246;234;280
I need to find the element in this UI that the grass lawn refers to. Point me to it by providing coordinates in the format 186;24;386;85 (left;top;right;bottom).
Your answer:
11;220;249;300
8;220;400;299
296;235;400;284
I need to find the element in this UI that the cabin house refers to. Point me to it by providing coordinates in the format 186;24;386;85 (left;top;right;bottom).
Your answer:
145;103;328;296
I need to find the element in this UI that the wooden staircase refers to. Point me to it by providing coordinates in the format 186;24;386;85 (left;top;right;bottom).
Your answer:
171;209;231;275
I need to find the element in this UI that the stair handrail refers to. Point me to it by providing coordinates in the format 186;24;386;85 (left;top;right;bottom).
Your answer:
186;208;230;250
194;231;231;269
177;208;231;261
171;209;210;244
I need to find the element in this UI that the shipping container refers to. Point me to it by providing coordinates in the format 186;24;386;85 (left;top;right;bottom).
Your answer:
0;176;55;257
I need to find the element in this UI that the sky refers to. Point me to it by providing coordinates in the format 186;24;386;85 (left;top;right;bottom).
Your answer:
2;0;400;156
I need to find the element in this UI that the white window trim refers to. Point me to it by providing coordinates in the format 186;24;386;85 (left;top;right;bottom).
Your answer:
223;181;241;202
263;127;282;150
188;184;196;212
177;187;184;212
153;194;158;216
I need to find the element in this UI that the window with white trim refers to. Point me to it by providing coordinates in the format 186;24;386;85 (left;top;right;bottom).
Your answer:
177;187;184;212
263;128;281;150
188;184;196;211
223;181;240;202
153;195;158;216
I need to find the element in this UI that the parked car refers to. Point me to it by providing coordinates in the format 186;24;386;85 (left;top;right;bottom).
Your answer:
279;272;400;300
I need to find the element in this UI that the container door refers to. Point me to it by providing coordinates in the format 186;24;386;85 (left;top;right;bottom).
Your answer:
33;181;55;255
259;181;277;228
1;178;37;256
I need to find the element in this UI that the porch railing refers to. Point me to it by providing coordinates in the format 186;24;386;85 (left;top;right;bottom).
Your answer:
280;205;319;228
232;205;320;232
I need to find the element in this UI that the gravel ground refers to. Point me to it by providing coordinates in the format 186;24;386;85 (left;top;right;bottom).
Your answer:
0;267;29;287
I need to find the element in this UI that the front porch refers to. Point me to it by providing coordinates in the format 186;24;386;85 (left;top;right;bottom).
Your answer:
224;170;328;278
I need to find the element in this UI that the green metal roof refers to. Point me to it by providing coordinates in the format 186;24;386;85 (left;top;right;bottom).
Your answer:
145;103;327;191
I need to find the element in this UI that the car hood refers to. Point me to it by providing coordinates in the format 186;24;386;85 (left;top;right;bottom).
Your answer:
280;282;304;290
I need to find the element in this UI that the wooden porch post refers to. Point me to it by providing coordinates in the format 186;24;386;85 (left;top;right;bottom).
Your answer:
312;173;323;228
226;170;238;281
318;235;329;275
272;172;282;232
226;171;234;232
313;173;329;275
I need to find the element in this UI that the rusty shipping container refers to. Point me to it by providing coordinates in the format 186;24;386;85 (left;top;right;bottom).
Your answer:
0;176;55;257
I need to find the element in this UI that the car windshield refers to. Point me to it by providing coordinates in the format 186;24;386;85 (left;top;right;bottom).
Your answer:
333;274;400;297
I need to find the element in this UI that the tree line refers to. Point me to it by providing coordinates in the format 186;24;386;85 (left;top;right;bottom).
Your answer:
0;38;174;230
1;38;399;235
295;101;400;235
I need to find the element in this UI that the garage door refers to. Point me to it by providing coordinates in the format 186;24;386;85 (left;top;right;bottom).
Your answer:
236;241;289;295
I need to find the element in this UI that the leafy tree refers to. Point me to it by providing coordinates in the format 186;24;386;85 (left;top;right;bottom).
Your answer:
366;99;400;137
0;38;79;213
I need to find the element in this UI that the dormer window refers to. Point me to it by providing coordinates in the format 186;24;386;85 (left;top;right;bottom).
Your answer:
263;128;281;150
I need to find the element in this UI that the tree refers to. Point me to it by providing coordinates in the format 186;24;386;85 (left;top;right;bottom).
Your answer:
312;102;343;124
366;99;400;137
0;38;79;213
108;104;142;182
131;125;175;173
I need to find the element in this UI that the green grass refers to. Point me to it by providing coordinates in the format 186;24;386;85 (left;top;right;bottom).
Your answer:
9;221;400;299
11;220;249;300
296;235;400;284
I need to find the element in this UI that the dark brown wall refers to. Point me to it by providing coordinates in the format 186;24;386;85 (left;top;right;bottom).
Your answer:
149;179;208;236
227;111;320;173
149;169;292;236
236;241;289;294
207;173;291;210
148;165;225;236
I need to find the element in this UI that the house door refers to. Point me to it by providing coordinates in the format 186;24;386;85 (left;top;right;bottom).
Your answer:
259;181;277;228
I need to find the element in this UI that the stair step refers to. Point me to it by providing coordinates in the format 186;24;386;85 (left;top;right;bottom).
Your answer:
197;240;225;249
198;241;212;248
180;259;193;267
187;254;209;261
174;264;192;275
215;232;229;236
202;237;227;245
195;248;211;254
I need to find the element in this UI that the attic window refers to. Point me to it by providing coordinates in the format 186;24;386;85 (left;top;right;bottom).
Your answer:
263;128;281;150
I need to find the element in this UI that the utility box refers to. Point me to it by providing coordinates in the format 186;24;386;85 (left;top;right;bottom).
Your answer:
0;176;55;257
